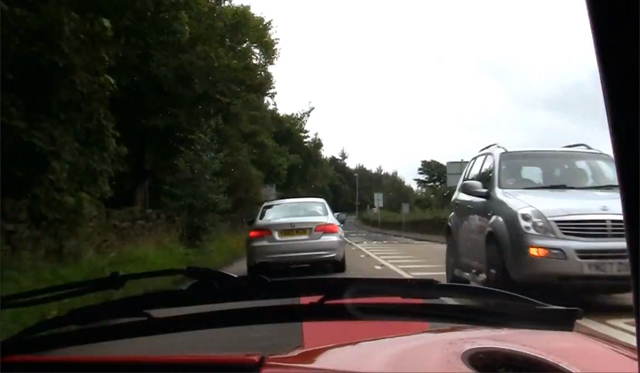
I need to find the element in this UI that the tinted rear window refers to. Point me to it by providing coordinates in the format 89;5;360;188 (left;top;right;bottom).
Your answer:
259;202;328;220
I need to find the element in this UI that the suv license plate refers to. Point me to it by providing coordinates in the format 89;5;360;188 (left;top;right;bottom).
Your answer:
585;261;630;275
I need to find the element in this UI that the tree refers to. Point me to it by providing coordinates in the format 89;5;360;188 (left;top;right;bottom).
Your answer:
414;160;447;190
1;0;436;255
338;148;349;163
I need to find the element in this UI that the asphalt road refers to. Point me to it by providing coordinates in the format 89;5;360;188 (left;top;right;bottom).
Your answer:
48;220;636;355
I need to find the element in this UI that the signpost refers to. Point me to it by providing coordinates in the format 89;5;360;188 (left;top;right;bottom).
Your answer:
374;192;383;227
446;160;469;187
401;203;410;231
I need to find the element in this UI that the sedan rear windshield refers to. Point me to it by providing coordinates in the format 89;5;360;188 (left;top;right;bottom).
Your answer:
259;202;328;220
498;151;618;189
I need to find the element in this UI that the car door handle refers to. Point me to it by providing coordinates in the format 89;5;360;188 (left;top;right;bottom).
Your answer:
466;204;473;209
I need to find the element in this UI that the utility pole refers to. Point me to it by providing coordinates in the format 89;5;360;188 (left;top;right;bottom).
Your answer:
354;173;359;218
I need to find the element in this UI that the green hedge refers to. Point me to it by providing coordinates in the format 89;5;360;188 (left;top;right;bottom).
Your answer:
359;209;449;236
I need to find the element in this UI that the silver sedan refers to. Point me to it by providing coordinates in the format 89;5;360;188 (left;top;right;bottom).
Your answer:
245;197;347;275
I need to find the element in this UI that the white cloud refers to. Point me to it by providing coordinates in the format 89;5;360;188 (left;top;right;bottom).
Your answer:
238;0;611;186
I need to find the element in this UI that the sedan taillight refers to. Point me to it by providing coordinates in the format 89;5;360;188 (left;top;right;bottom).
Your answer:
314;223;339;234
248;229;271;239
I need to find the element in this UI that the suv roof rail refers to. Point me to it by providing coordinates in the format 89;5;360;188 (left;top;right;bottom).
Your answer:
562;143;599;151
478;143;508;153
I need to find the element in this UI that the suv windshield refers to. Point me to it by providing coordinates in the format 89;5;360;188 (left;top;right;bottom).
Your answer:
498;151;618;190
259;202;329;220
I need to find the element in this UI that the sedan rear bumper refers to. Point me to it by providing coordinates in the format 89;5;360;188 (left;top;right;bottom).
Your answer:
246;235;346;267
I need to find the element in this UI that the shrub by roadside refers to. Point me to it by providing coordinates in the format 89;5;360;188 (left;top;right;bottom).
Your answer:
0;230;246;340
359;209;449;237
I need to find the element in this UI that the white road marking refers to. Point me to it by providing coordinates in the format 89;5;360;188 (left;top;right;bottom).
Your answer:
345;237;457;305
398;265;442;269
577;319;637;347
344;238;412;278
410;272;446;276
606;318;637;333
374;265;383;270
387;259;426;263
378;256;414;259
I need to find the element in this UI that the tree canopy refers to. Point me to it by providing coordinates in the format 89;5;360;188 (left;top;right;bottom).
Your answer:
1;0;453;253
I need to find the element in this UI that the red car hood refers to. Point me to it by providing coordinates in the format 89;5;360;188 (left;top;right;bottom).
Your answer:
2;296;637;372
262;296;638;372
265;327;637;372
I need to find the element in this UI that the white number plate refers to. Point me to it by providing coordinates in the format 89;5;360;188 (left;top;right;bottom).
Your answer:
584;261;630;275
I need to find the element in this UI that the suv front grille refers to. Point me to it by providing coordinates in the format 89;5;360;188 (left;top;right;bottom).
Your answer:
552;219;626;239
574;249;628;260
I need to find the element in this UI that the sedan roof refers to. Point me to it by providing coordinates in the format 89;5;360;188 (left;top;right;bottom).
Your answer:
263;197;327;206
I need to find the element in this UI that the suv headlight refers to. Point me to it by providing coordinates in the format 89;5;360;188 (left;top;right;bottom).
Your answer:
517;207;555;237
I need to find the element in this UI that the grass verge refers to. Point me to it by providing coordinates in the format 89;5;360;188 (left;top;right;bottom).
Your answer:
0;231;246;340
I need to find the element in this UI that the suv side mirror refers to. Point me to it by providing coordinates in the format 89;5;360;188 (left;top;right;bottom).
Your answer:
461;180;489;199
335;212;347;225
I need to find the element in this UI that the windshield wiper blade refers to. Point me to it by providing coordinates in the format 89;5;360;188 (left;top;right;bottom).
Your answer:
522;184;576;190
574;184;619;189
2;301;582;356
0;267;251;310
2;277;582;342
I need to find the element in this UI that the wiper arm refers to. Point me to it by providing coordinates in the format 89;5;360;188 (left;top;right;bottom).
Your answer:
522;184;576;190
0;267;250;310
2;277;582;342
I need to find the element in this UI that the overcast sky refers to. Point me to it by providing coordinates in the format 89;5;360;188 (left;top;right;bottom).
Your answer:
237;0;611;186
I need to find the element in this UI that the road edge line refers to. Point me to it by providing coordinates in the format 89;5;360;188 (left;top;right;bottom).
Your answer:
345;238;459;305
577;318;637;347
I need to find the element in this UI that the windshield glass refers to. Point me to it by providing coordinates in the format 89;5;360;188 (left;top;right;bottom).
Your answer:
259;202;328;220
498;151;618;189
1;0;635;361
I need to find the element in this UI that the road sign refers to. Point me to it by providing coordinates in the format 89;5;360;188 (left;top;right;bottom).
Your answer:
446;160;469;187
374;192;384;208
261;185;277;201
401;203;410;214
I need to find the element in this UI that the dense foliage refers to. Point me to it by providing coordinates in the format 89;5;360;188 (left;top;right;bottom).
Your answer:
1;0;452;255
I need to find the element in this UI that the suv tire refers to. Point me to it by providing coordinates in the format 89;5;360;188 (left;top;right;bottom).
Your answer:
446;234;470;284
484;238;514;290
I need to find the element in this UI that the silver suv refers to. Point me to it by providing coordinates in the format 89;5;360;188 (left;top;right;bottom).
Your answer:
445;143;631;294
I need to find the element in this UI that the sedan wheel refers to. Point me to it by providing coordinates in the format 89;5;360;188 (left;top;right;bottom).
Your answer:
333;255;347;273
